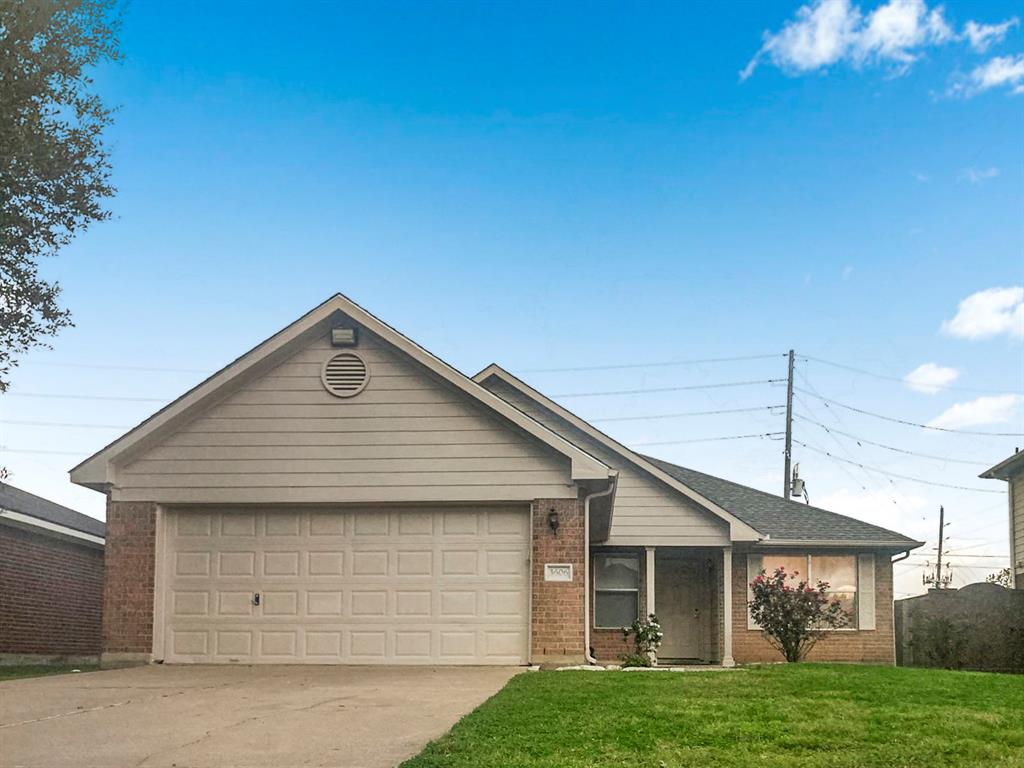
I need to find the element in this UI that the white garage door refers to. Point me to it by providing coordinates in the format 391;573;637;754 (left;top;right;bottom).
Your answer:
160;506;530;664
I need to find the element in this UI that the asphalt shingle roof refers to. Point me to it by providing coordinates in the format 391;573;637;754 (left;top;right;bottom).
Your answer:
0;483;105;538
642;455;921;547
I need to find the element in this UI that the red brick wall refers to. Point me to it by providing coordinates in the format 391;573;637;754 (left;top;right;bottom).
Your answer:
0;524;104;657
531;498;585;662
102;500;157;656
732;551;895;664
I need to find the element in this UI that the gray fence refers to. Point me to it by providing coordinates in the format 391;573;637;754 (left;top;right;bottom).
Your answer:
895;583;1024;673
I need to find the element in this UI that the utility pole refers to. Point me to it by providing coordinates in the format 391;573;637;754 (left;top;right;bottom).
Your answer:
935;505;946;588
783;349;795;499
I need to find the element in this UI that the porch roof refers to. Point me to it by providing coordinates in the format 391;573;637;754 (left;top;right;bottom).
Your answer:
642;456;922;550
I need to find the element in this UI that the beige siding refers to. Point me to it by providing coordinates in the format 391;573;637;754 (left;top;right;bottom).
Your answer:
482;380;728;546
1012;475;1024;580
115;330;574;504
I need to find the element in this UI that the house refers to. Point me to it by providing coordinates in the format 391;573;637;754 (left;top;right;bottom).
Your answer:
980;450;1024;589
0;484;106;663
70;294;922;667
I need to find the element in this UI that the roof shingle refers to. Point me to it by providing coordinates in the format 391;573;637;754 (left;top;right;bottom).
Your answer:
0;484;105;538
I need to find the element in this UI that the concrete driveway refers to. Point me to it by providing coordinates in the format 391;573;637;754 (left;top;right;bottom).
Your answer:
0;665;520;768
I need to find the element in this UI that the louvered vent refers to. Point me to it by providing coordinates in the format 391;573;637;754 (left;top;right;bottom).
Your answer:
321;352;370;398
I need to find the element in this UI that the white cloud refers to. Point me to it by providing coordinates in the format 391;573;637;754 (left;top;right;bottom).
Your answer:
942;286;1024;339
950;54;1024;97
958;166;1000;183
904;363;959;394
927;394;1024;429
963;18;1019;53
742;0;955;79
815;487;928;533
743;0;1020;85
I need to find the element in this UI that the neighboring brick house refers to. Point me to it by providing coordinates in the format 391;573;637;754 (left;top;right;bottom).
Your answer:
980;450;1024;589
69;294;922;668
0;484;106;663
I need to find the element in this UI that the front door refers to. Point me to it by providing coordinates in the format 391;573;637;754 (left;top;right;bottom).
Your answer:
655;556;711;661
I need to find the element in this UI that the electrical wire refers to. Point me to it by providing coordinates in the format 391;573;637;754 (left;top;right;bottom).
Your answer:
0;420;129;430
553;379;784;398
793;413;992;466
631;432;784;447
517;353;785;373
0;447;86;456
798;353;1008;395
3;392;167;403
15;361;209;374
794;440;1004;493
793;387;1024;436
590;405;785;423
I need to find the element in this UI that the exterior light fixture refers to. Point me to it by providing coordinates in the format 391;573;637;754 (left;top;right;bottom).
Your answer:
331;327;358;347
547;509;559;536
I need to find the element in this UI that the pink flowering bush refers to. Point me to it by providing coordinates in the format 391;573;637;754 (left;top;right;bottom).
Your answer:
749;566;847;662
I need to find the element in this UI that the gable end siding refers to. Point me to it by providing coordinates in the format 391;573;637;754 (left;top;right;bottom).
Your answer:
114;328;575;504
482;380;728;546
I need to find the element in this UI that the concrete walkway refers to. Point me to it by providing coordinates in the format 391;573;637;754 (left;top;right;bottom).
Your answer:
0;665;519;767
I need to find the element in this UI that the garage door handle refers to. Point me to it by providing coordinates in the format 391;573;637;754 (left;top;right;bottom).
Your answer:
253;592;260;606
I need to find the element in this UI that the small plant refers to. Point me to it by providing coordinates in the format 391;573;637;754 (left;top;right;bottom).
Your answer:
620;614;663;667
749;567;847;662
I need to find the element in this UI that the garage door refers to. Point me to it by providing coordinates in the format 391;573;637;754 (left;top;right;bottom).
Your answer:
160;506;530;664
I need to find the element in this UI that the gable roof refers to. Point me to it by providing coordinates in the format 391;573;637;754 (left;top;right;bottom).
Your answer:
0;483;106;538
474;365;762;542
71;294;611;490
643;457;922;549
980;450;1024;481
476;364;922;551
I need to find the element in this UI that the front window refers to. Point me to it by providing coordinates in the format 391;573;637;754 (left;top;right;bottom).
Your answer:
594;554;640;628
748;553;858;628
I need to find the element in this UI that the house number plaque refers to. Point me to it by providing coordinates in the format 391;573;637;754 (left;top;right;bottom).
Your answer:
544;563;573;582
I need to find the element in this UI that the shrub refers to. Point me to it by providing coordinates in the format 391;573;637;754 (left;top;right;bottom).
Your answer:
620;614;663;667
749;566;848;662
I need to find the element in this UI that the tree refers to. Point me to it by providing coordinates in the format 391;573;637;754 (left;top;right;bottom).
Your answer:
0;0;121;392
986;568;1013;588
749;566;848;663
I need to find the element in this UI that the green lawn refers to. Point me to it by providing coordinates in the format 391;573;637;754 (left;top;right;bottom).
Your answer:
0;664;99;682
402;665;1024;768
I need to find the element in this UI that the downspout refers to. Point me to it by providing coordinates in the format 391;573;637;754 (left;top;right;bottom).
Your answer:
891;550;911;564
583;478;617;665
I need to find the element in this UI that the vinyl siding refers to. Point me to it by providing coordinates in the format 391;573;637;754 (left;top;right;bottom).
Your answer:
1012;475;1024;580
482;380;728;546
115;329;575;504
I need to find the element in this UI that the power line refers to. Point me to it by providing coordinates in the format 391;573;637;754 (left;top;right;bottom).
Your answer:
794;440;1004;493
1;419;129;430
3;392;167;403
0;446;87;456
793;387;1024;437
517;353;785;374
590;405;785;423
793;414;992;466
16;361;210;374
553;379;784;398
798;353;1007;395
631;432;784;447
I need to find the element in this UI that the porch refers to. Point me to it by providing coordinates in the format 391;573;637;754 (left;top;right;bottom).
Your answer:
590;546;736;667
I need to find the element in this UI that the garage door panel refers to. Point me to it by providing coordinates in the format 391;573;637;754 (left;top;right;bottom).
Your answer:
163;506;529;664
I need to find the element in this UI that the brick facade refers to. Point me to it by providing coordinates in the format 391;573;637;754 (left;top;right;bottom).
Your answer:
731;551;895;664
530;498;586;663
0;524;104;660
102;500;157;663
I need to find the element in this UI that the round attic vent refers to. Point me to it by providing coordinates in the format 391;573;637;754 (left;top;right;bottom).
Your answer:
321;352;370;398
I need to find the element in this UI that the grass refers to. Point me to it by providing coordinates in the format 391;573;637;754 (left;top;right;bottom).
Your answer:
402;664;1024;768
0;664;99;682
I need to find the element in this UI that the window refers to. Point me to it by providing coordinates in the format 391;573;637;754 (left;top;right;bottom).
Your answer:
811;555;857;626
747;553;859;629
594;554;640;628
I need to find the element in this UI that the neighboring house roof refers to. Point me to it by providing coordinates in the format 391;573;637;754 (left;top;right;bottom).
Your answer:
476;365;921;551
0;483;106;540
70;293;611;490
643;457;922;549
980;450;1024;481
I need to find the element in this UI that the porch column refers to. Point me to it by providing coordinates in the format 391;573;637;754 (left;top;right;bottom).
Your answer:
645;546;655;616
722;546;736;667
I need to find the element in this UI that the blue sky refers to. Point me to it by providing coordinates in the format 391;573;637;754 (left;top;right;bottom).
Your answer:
3;0;1022;596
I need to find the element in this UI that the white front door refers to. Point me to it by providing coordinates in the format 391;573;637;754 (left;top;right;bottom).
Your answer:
160;506;529;664
655;556;712;660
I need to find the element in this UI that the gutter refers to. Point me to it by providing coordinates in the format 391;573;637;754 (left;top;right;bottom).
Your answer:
891;550;912;564
0;509;105;547
583;476;617;665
